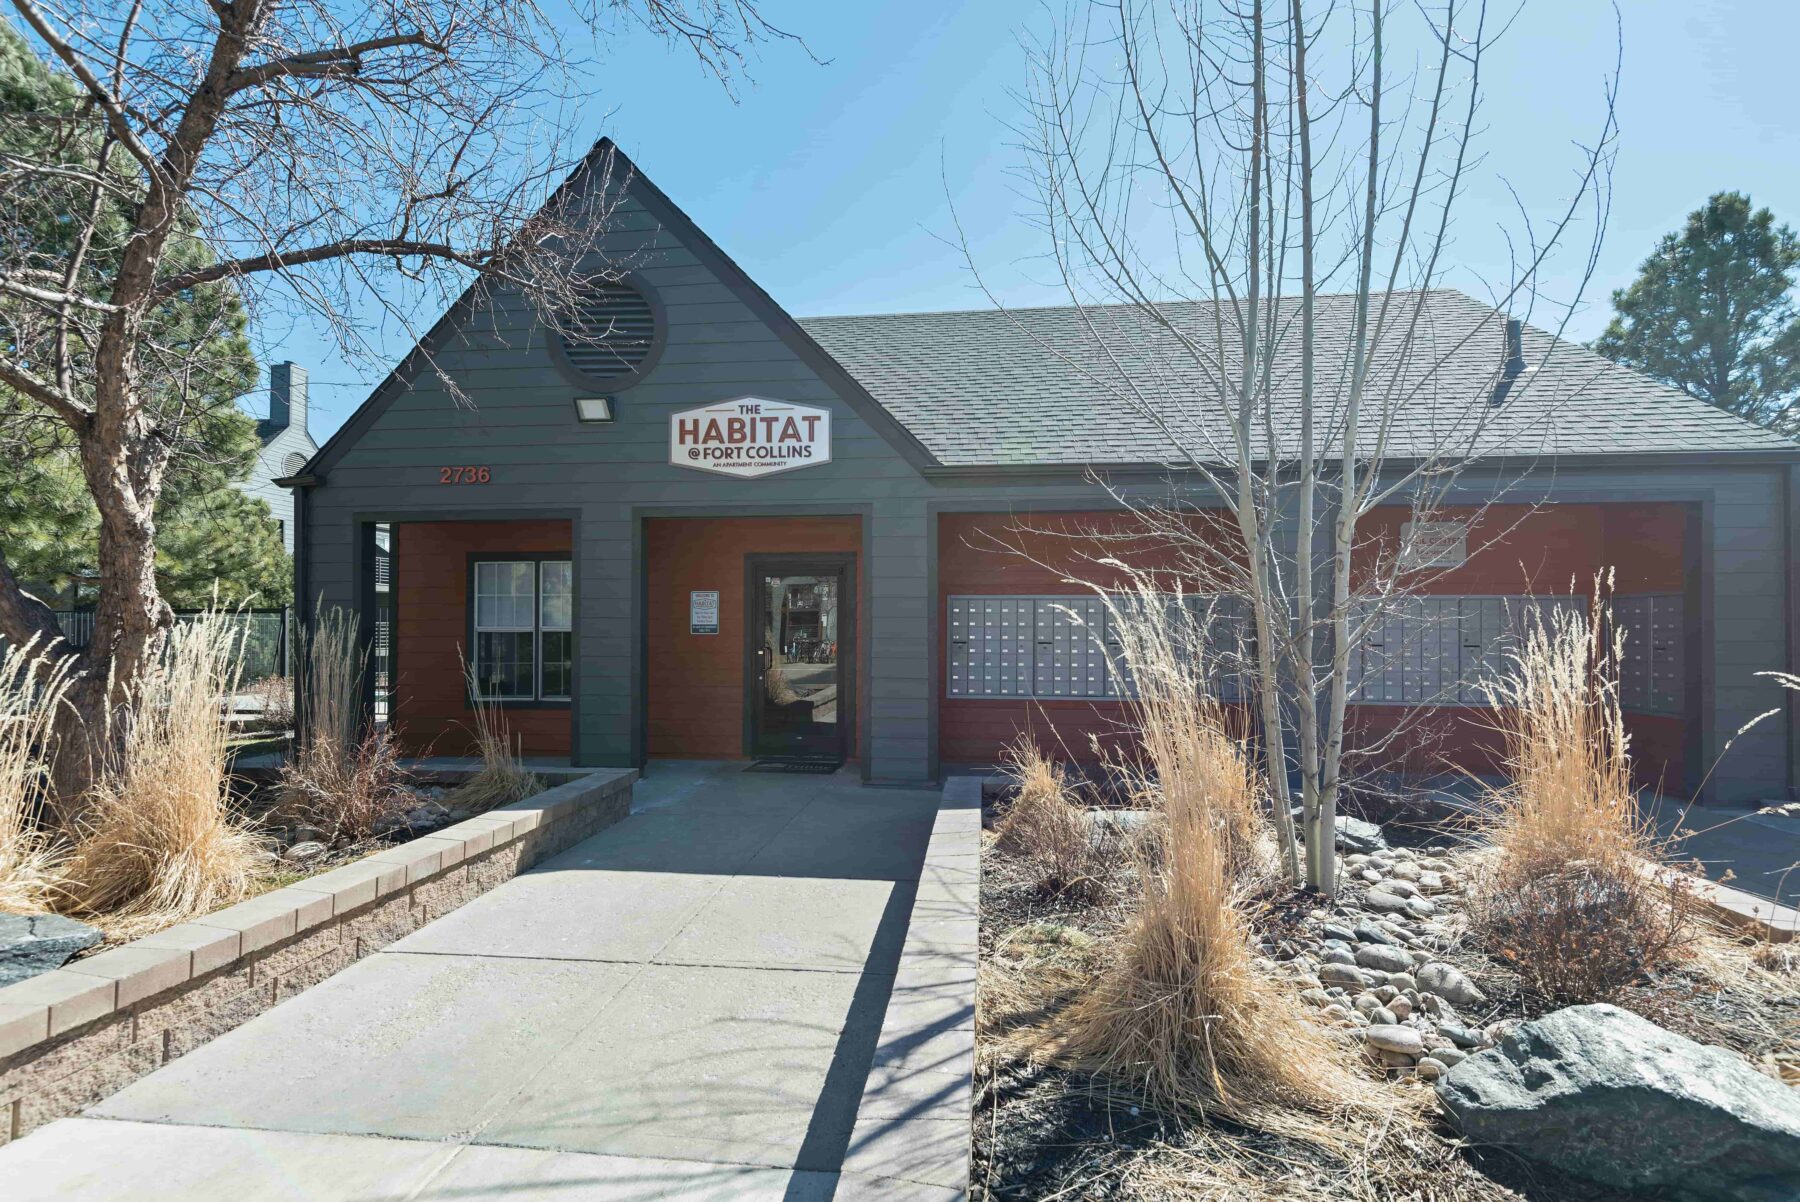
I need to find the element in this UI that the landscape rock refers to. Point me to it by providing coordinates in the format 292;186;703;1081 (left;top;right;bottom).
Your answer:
1432;1022;1476;1050
0;913;102;986
1354;944;1414;974
1336;816;1389;854
1438;1004;1800;1202
1416;961;1484;1006
1365;1024;1425;1056
1363;889;1412;914
1319;963;1375;989
1354;919;1398;946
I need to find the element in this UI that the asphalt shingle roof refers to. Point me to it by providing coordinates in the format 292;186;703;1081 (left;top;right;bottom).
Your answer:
798;289;1795;468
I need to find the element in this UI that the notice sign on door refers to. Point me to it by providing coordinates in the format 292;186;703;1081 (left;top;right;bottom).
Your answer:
670;397;832;479
690;590;720;635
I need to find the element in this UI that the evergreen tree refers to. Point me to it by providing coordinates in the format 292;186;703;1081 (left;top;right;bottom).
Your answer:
1595;192;1800;431
0;24;288;611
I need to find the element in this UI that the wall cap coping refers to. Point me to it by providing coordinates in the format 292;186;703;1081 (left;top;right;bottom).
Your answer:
0;767;635;1067
843;780;979;1195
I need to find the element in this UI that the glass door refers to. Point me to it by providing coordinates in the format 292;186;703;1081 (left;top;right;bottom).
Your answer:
749;561;849;763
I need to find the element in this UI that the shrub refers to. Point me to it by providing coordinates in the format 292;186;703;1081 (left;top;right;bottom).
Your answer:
63;612;267;924
0;637;75;913
992;737;1106;900
444;654;543;811
278;606;412;843
1469;591;1694;1003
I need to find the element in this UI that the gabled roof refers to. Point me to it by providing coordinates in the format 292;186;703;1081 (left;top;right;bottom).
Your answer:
304;139;937;479
800;289;1797;468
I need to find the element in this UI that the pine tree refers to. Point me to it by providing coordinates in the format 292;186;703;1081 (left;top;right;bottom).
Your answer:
0;24;288;612
1595;192;1800;431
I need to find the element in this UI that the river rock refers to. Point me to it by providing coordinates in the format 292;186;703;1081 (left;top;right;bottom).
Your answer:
1438;1004;1800;1201
0;913;102;986
1417;961;1485;1006
1363;889;1411;914
1366;1024;1425;1056
1354;944;1415;974
1319;963;1376;989
1354;919;1398;946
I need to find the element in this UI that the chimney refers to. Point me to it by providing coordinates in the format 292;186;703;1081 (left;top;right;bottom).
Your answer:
268;362;308;435
1490;317;1527;406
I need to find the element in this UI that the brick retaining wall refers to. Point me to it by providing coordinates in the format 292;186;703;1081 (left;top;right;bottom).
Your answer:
0;768;634;1143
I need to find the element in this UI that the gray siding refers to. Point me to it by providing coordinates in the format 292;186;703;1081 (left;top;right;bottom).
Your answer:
301;169;1796;800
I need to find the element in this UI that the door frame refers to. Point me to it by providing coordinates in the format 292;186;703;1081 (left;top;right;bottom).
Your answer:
742;552;857;762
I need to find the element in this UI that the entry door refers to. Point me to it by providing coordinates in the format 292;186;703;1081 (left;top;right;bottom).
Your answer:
747;556;853;763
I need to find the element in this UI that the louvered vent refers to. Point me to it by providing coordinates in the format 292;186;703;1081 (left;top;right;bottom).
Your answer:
557;284;656;383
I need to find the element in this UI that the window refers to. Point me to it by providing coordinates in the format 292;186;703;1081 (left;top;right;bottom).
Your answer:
472;559;572;702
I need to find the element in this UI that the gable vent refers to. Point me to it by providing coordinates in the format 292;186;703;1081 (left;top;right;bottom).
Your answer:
556;284;657;384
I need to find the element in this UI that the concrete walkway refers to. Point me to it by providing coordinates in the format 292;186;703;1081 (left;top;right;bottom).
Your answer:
2;762;965;1200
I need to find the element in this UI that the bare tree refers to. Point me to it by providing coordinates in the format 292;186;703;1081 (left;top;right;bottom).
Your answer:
992;0;1617;891
0;0;794;806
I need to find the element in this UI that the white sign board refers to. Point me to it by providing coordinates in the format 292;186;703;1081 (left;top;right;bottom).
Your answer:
1399;520;1469;571
670;397;831;479
689;589;720;635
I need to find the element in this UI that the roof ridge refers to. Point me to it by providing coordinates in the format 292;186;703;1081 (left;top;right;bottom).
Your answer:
796;287;1470;324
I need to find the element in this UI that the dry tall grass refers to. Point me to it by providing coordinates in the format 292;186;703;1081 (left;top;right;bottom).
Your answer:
63;612;267;926
445;653;543;810
1033;577;1372;1130
993;737;1107;900
278;606;412;843
0;637;76;913
1469;591;1693;1003
1096;578;1275;884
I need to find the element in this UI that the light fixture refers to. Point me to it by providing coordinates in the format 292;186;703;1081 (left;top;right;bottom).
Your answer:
574;396;614;423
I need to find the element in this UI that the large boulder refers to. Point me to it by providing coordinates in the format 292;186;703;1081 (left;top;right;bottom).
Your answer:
0;913;102;986
1438;1004;1800;1201
1335;816;1389;854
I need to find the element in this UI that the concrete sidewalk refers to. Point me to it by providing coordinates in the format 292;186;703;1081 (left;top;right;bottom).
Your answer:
0;761;967;1200
1647;796;1800;918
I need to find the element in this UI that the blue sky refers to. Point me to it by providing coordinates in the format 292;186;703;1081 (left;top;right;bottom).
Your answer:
253;0;1800;439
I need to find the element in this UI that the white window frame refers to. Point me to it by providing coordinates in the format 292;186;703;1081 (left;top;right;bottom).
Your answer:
538;561;573;702
472;559;572;703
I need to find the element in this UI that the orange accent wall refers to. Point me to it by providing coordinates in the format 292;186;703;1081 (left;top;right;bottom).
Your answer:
645;516;862;759
391;520;572;758
937;505;1695;793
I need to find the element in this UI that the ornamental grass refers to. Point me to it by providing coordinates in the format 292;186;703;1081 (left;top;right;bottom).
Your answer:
0;636;75;913
1031;572;1379;1133
277;605;412;844
1468;586;1694;1004
63;611;267;927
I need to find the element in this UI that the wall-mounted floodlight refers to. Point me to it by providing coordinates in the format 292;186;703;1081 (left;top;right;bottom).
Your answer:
574;396;614;423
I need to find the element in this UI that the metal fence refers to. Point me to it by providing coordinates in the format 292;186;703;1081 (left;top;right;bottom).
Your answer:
46;608;293;682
